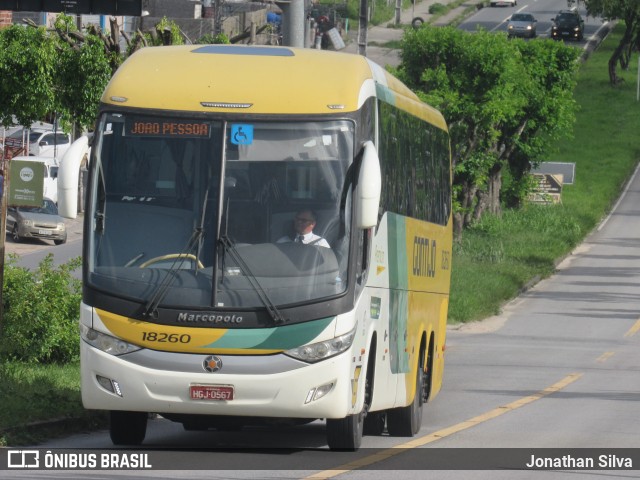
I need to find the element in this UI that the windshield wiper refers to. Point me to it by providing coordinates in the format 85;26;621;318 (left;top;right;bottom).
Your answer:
219;235;287;325
142;175;214;319
142;227;204;319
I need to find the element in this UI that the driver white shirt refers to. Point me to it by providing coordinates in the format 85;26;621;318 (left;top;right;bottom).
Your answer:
277;232;330;248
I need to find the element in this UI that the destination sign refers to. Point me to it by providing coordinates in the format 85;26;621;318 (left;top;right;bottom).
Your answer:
125;119;211;138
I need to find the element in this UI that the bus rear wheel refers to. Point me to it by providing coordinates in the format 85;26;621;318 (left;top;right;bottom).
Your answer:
387;356;424;436
110;411;147;446
326;411;364;451
363;411;385;435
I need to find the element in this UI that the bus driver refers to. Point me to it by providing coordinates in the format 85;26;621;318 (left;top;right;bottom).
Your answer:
277;209;330;248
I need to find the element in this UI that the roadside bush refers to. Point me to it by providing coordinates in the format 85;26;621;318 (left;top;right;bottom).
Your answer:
195;33;230;44
429;3;447;15
1;254;82;363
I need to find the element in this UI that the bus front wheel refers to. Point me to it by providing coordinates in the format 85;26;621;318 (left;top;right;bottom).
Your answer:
326;411;364;451
387;354;425;436
110;411;147;445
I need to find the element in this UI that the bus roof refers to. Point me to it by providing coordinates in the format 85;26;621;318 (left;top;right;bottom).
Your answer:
102;45;447;130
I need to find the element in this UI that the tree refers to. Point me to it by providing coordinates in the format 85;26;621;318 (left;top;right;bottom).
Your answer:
125;16;185;56
0;24;57;128
502;39;580;207
51;15;113;135
397;27;580;237
580;0;640;84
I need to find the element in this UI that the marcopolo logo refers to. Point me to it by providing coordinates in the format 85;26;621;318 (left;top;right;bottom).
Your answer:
19;167;35;183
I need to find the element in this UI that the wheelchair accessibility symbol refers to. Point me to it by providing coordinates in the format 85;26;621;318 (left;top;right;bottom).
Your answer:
230;124;253;145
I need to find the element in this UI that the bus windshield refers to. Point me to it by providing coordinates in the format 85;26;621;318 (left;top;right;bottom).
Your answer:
87;113;354;312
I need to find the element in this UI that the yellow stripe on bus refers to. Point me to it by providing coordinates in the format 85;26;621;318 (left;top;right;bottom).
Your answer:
95;309;280;354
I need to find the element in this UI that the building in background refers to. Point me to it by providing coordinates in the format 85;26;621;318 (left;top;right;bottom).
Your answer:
0;0;281;44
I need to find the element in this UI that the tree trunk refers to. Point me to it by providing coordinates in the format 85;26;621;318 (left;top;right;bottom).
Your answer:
453;212;463;240
608;19;636;85
608;56;619;85
472;189;487;223
487;163;502;215
462;182;477;229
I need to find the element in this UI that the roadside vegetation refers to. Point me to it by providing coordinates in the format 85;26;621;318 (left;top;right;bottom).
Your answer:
0;255;107;445
449;25;640;321
0;22;639;447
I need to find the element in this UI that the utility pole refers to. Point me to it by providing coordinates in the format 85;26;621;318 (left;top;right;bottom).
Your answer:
395;0;402;25
357;0;368;56
277;0;305;48
0;145;8;330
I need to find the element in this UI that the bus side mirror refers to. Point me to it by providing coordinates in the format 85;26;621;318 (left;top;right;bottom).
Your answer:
58;135;89;219
356;141;381;229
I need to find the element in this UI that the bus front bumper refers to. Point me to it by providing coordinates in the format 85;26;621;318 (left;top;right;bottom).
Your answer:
80;341;355;420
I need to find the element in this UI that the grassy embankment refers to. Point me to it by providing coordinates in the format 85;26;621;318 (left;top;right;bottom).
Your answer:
1;25;639;446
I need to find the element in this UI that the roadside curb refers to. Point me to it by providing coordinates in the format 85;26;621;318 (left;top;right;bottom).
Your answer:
581;20;615;62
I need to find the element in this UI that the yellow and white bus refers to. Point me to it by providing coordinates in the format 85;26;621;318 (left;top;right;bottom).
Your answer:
59;44;452;450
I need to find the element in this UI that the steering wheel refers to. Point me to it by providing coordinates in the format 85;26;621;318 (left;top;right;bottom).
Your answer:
139;253;204;269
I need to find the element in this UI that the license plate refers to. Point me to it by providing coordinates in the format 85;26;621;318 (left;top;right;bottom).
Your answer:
38;229;52;235
189;385;234;401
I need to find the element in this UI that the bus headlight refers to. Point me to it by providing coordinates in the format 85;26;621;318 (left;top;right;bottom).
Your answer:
80;324;142;355
285;328;355;363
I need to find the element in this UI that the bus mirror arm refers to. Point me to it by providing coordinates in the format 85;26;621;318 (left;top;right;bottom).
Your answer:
355;141;381;229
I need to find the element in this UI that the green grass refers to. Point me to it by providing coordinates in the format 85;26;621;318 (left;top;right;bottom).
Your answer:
0;361;107;445
448;25;640;323
1;24;639;445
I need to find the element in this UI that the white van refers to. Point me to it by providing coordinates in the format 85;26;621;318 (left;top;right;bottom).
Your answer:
11;156;59;203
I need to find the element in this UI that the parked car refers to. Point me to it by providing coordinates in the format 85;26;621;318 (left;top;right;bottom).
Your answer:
6;198;67;245
7;127;71;158
551;9;585;41
490;0;517;6
507;13;537;38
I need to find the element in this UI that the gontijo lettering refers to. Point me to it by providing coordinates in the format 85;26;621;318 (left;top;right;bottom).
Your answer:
413;236;436;278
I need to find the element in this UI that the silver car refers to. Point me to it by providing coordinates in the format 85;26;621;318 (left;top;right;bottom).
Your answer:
507;13;537;38
6;198;67;245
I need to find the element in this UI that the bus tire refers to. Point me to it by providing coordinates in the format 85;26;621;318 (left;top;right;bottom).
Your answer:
109;411;147;446
362;342;385;436
387;352;425;437
363;411;386;435
326;412;364;451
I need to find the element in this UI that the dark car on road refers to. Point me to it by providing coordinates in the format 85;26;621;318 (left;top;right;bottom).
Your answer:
6;198;67;245
551;9;585;41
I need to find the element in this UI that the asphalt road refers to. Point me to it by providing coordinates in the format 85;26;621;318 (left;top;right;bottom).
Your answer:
3;213;83;270
459;0;602;44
